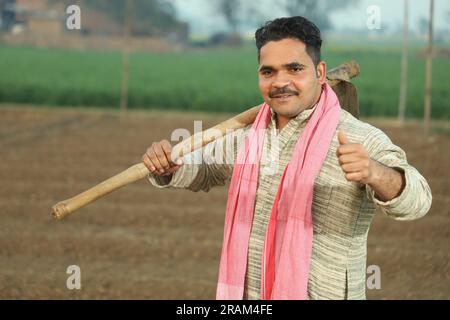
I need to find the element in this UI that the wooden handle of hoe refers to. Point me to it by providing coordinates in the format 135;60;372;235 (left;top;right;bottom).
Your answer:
51;61;360;220
51;105;260;220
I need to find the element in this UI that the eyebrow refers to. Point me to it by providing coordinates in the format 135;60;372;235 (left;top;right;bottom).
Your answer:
259;62;307;72
285;62;307;69
259;65;274;72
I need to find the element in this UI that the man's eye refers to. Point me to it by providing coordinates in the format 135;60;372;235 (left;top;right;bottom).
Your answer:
290;67;302;73
261;70;272;77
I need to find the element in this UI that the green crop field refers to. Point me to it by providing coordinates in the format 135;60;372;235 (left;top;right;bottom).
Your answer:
0;44;449;119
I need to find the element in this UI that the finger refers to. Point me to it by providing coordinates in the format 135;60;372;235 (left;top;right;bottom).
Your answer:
144;155;167;176
143;148;156;171
142;154;156;172
149;146;165;173
338;130;349;145
345;172;362;182
336;143;360;156
341;162;365;173
153;143;170;170
160;140;174;163
338;154;363;165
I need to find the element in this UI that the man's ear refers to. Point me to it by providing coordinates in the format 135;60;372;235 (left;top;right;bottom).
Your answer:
316;61;327;84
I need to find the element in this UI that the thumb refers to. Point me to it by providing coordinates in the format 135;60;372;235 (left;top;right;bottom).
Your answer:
338;130;349;145
173;157;183;166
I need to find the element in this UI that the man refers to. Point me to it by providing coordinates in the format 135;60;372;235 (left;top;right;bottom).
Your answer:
142;17;432;300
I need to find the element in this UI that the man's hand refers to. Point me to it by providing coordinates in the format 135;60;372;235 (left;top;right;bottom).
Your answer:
336;130;406;202
336;131;374;185
142;140;183;177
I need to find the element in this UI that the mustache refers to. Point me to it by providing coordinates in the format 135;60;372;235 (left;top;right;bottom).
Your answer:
269;87;299;98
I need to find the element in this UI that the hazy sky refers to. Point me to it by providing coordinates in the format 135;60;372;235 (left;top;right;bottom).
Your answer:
173;0;450;35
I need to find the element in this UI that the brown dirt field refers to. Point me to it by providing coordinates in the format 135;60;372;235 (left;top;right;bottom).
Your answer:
0;106;449;300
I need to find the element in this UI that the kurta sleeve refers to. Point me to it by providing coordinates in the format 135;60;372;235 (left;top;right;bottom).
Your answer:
148;126;250;192
363;127;432;221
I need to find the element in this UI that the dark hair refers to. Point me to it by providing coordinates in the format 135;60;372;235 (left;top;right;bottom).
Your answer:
255;16;322;66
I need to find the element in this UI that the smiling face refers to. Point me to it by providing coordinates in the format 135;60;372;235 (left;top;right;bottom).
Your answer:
258;38;327;129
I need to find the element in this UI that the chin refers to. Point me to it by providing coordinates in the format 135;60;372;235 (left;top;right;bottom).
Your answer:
270;103;304;117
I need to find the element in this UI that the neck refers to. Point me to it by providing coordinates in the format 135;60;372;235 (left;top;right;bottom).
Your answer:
276;115;291;131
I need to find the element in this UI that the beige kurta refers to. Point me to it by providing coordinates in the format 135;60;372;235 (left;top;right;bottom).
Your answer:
149;107;432;300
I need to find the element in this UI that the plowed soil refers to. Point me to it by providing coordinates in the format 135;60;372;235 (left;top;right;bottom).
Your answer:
0;106;448;299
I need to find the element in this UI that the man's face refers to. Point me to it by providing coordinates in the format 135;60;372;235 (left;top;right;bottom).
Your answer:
258;38;326;120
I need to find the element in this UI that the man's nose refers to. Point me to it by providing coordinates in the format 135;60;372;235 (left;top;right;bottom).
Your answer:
271;73;291;88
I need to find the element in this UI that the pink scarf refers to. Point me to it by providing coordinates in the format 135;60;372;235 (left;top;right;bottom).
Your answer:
216;83;341;300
